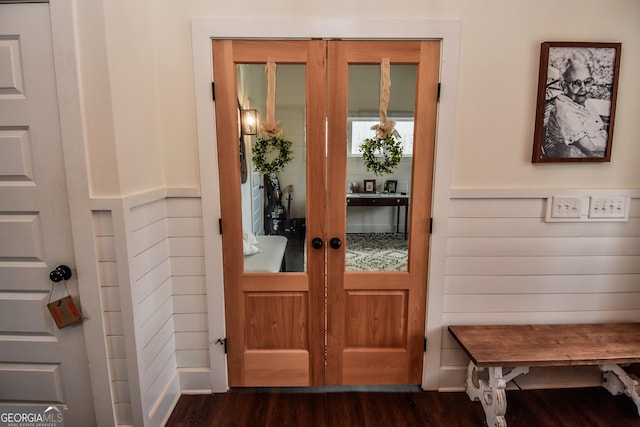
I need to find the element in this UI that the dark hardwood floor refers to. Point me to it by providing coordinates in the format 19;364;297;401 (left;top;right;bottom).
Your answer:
165;387;640;426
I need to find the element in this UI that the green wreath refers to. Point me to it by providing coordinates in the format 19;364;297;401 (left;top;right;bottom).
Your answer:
360;134;403;176
251;134;293;176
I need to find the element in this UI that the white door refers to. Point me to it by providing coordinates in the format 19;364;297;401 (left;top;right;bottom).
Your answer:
0;3;96;425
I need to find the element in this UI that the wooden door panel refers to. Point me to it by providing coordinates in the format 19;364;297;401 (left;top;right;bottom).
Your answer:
240;273;308;290
245;351;310;386
245;292;309;349
343;350;409;384
332;40;424;63
345;272;413;289
345;290;407;347
231;40;316;63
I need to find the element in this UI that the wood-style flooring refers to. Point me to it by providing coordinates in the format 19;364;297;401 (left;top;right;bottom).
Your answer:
165;387;640;426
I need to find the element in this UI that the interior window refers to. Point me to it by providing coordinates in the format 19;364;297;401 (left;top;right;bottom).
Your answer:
348;116;414;157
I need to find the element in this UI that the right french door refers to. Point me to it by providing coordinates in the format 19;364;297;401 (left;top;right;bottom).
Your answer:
213;39;440;386
326;41;439;385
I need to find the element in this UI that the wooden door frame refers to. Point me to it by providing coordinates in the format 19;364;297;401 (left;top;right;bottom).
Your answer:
192;18;461;391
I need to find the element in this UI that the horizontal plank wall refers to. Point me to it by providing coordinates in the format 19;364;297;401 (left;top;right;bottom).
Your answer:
92;189;205;426
439;191;640;390
167;197;210;392
94;187;640;404
127;195;179;425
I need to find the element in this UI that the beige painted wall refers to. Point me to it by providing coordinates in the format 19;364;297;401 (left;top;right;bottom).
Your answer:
77;0;164;196
77;0;640;196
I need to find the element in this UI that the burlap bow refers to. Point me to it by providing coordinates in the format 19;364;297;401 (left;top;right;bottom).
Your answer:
371;120;400;140
259;120;284;138
373;58;400;140
260;59;283;138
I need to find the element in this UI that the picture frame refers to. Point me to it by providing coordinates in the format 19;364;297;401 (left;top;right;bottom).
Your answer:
384;180;397;193
532;42;621;163
363;179;376;193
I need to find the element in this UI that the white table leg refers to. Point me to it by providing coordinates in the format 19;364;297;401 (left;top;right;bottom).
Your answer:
465;361;529;427
600;364;640;416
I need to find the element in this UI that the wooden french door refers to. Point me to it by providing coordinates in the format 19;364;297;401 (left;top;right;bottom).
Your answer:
213;39;440;387
326;41;439;385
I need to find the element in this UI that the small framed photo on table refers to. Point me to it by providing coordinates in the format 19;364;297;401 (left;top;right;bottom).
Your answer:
363;179;376;193
532;41;621;163
384;180;397;193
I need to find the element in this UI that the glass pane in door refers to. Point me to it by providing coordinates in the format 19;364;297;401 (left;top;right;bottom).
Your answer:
237;63;307;273
345;64;416;272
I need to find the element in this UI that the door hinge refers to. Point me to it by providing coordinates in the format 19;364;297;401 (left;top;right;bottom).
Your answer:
211;82;216;101
437;82;441;102
429;217;433;234
219;218;223;235
215;338;227;353
424;337;428;352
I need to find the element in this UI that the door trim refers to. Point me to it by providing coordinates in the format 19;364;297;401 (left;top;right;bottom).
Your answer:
192;18;461;391
48;1;117;424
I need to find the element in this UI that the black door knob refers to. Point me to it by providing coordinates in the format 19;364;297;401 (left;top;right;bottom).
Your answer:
329;237;342;249
311;237;324;249
49;265;72;282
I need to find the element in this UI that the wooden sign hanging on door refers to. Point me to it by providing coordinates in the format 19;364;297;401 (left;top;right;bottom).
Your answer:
47;295;82;328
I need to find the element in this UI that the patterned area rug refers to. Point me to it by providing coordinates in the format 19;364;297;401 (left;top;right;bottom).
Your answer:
345;233;408;272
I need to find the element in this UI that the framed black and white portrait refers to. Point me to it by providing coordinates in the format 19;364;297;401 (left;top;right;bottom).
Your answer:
532;42;621;163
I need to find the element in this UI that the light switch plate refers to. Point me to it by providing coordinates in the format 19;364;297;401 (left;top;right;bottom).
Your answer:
589;196;629;219
545;195;630;223
550;196;583;218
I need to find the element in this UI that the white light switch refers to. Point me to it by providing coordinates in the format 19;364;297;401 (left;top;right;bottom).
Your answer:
589;196;628;219
551;196;583;218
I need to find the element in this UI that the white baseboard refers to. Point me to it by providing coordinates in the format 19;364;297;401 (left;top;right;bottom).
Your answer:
179;367;214;394
149;370;181;427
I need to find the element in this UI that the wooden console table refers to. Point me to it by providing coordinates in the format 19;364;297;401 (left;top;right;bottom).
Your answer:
448;323;640;427
346;193;409;238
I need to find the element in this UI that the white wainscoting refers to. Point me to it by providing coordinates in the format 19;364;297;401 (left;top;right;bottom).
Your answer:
438;191;640;390
92;190;205;427
91;187;640;421
128;197;177;425
167;197;210;391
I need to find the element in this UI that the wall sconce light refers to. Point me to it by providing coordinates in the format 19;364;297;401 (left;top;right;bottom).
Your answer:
240;109;258;136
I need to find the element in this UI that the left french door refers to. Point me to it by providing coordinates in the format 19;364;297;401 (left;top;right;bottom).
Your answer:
213;40;327;386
